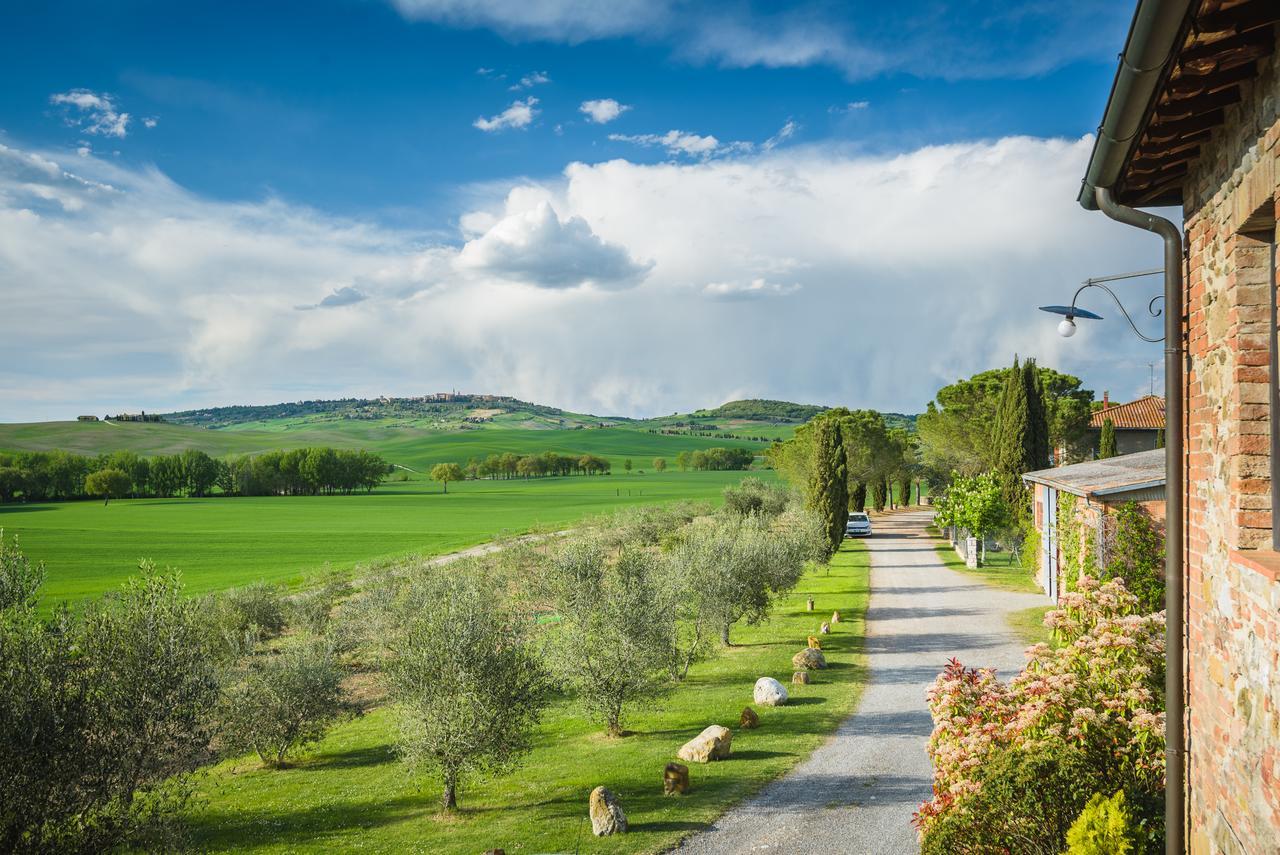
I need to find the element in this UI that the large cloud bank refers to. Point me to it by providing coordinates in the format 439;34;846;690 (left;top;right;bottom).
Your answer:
0;136;1167;421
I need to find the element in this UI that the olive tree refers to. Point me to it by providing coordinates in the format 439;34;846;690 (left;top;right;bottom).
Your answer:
1;560;219;852
541;539;674;736
220;640;349;767
721;477;790;519
0;530;44;611
665;508;820;670
386;564;550;810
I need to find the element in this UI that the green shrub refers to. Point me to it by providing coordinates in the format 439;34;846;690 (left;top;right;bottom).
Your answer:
1103;502;1164;613
218;582;288;636
0;558;219;853
721;477;789;518
0;530;44;611
220;640;350;767
288;578;353;635
1066;791;1136;855
921;745;1094;855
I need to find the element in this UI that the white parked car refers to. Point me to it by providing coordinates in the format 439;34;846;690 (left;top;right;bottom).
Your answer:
845;512;872;537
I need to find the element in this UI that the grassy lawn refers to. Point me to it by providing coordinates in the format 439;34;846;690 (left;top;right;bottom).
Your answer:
925;528;1040;594
1004;605;1055;647
185;541;872;854
1;471;772;607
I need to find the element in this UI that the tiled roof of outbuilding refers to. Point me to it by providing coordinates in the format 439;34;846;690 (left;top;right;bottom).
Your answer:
1089;395;1166;430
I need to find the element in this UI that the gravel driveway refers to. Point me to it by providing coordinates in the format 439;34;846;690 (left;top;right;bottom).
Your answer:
672;509;1046;855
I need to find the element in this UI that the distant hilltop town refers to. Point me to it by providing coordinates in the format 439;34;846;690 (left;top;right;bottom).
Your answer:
158;394;585;429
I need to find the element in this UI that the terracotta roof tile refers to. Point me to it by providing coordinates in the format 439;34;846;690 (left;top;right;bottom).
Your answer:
1089;395;1165;430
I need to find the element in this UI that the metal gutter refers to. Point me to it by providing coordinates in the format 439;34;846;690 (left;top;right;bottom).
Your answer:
1077;0;1196;210
1095;186;1186;855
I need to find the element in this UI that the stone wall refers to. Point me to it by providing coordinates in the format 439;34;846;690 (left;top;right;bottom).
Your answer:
1182;44;1280;855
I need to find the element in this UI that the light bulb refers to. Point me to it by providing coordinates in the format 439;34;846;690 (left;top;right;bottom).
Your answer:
1058;318;1077;338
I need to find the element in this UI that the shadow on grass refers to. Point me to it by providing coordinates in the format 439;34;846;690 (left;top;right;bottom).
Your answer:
295;744;396;772
0;505;57;515
732;749;796;761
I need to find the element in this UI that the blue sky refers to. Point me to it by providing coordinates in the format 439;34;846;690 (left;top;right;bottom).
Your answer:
1;1;1171;420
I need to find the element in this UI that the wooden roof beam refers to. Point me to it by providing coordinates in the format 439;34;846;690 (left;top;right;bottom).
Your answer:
1155;87;1241;120
1166;61;1256;96
1195;1;1280;38
1177;26;1272;65
1143;108;1226;142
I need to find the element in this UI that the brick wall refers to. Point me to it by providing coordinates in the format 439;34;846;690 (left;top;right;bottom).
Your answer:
1182;45;1280;855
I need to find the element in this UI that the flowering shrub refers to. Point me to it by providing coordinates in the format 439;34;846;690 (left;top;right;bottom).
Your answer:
916;577;1165;853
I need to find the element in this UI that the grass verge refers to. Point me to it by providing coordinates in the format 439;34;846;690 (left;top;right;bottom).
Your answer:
925;528;1040;594
1004;605;1055;647
185;540;872;854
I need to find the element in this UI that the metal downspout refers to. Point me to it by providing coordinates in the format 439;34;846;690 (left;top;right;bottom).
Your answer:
1096;185;1185;854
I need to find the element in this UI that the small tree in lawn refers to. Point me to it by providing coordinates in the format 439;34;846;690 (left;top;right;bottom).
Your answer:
652;457;667;472
541;539;673;736
946;472;1008;565
429;462;464;493
1098;418;1118;459
387;565;550;811
623;458;633;473
85;467;132;505
219;639;349;767
675;451;690;471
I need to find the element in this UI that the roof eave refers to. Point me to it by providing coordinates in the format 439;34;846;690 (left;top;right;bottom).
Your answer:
1078;0;1197;210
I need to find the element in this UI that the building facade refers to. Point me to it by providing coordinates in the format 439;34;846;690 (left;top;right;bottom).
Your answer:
1083;2;1280;850
1024;450;1167;602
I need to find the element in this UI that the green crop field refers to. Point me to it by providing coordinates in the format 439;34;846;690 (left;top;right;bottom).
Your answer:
0;412;795;607
2;470;771;607
0;419;777;469
185;541;871;854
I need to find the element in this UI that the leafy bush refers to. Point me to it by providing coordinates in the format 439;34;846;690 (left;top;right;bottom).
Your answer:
917;577;1165;853
920;745;1096;855
0;530;44;611
217;582;288;637
287;579;353;636
1103;502;1164;613
0;558;219;853
1066;791;1136;855
387;564;550;810
721;477;789;518
220;640;349;767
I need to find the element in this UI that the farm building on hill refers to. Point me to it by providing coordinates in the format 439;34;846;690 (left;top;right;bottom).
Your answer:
1088;393;1166;455
76;415;99;421
1023;449;1166;601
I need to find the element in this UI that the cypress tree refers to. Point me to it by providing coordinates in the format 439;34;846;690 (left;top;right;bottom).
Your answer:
1023;359;1051;469
993;356;1031;478
1155;428;1165;449
807;418;849;554
850;481;867;512
871;478;887;512
1099;418;1118;459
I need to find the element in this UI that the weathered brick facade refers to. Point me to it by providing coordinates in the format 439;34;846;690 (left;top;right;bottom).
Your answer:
1182;45;1280;855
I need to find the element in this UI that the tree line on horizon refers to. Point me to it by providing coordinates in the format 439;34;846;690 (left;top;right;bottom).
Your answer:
0;447;388;503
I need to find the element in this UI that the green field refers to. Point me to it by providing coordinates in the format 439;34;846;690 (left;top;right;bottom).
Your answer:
186;541;871;854
0;419;775;471
2;470;769;606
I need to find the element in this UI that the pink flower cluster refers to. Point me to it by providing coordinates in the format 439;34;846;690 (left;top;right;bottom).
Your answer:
914;577;1166;837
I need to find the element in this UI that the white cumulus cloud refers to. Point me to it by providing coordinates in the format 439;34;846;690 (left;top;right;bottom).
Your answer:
609;129;748;159
0;134;1171;421
457;200;650;290
49;89;131;138
473;97;539;132
580;98;630;124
